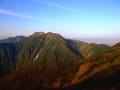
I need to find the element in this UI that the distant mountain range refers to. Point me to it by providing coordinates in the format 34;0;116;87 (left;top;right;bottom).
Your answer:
0;32;119;90
0;36;26;43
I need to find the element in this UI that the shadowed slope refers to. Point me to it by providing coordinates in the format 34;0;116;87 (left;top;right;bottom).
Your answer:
0;43;18;76
0;32;119;90
65;42;120;89
0;42;120;90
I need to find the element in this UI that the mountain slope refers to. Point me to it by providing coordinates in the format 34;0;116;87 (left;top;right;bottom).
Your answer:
0;32;119;90
0;36;25;76
0;32;84;76
0;43;17;76
79;43;111;58
0;42;120;89
65;42;120;89
17;32;83;67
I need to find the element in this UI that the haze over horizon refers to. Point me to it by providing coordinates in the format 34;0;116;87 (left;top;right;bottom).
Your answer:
0;0;120;44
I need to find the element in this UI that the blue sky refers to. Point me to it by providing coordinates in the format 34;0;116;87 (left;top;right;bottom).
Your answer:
0;0;120;39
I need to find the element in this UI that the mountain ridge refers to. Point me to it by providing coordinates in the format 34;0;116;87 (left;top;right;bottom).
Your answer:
0;32;118;90
0;36;26;43
17;32;83;67
0;42;120;90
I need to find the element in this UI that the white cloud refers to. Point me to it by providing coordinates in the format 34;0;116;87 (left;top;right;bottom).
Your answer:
33;0;80;13
0;9;38;19
0;9;57;24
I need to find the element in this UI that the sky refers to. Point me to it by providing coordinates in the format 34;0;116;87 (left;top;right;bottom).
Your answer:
0;0;120;44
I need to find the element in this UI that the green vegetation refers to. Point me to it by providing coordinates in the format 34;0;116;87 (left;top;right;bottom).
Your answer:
0;32;119;90
17;32;83;67
0;43;17;76
79;43;111;58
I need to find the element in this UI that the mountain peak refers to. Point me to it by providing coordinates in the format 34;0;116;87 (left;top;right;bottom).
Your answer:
46;32;63;39
32;32;64;41
32;32;45;36
32;32;59;36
